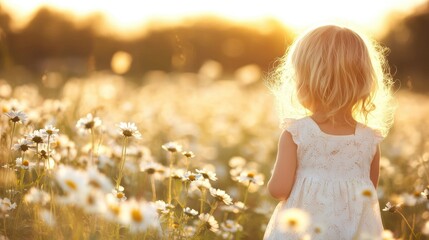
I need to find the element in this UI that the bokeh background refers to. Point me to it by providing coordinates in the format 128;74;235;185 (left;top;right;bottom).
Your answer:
1;0;429;239
0;0;429;91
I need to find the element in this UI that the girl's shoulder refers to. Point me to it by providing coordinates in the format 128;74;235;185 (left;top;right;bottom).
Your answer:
357;123;385;145
280;116;385;145
280;117;311;145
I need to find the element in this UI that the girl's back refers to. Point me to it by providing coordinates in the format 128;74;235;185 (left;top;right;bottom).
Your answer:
264;24;395;239
264;117;383;239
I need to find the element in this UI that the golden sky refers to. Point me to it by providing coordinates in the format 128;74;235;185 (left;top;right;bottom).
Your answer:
1;0;426;36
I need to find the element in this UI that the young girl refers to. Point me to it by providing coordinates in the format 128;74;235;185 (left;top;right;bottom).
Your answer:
264;25;395;239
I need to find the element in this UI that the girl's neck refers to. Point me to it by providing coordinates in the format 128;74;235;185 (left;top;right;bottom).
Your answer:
311;111;355;126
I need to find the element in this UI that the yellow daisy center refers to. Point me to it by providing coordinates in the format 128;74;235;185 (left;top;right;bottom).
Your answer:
131;209;144;223
65;180;77;190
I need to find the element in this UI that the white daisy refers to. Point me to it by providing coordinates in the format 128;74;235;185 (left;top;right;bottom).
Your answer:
210;188;233;205
182;171;203;182
182;151;195;158
111;189;127;202
87;167;114;192
119;199;160;233
220;220;243;233
76;113;102;134
183;207;198;217
12;138;32;152
190;178;212;191
236;170;264;186
196;169;218;181
41;125;59;139
55;165;88;194
162;141;183;153
199;213;219;233
278;208;310;233
140;161;163;175
220;201;247;214
15;157;33;170
26;130;46;144
382;202;400;213
155;200;175;215
5;110;28;124
117;122;142;139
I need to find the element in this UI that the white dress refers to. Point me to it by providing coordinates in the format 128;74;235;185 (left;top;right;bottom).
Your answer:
263;117;384;240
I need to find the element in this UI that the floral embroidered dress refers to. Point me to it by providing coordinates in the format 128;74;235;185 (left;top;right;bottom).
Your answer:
264;117;384;239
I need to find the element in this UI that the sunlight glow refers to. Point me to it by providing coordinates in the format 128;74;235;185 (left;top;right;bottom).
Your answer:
1;0;426;36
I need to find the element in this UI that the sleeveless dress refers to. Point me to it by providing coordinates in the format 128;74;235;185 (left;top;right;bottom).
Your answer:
263;117;384;240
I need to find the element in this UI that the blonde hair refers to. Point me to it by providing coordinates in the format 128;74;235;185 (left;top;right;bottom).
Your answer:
268;25;395;136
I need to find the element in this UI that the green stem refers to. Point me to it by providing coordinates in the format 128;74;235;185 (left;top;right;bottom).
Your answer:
90;128;95;165
200;189;206;213
46;135;51;173
397;210;417;239
150;175;157;201
36;143;40;176
9;122;16;164
209;201;218;215
167;152;175;205
243;181;251;206
116;137;128;189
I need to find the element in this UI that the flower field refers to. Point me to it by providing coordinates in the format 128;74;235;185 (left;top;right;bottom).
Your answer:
0;67;429;239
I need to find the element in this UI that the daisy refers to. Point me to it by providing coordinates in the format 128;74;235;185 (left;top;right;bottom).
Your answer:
12;138;32;152
220;220;243;233
183;207;198;217
104;194;122;222
155;200;175;215
196;169;217;181
24;187;51;205
182;151;195;158
111;189;127;202
236;170;264;186
26;130;46;144
5;110;28;124
182;171;203;182
210;188;233;205
140;161;163;175
16;157;33;170
87;167;114;192
199;213;219;233
117;122;141;139
162;141;183;153
80;189;107;214
76;113;102;133
382;202;400;213
220;201;247;214
42;125;59;140
190;178;212;191
55;165;88;194
278;208;310;233
119;199;160;233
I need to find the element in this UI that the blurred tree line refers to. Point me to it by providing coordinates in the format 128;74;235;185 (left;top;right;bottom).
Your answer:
0;5;429;91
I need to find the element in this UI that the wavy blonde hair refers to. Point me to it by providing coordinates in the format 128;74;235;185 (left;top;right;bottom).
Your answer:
268;25;395;136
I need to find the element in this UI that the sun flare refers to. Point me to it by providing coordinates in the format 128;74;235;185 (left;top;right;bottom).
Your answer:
1;0;426;36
